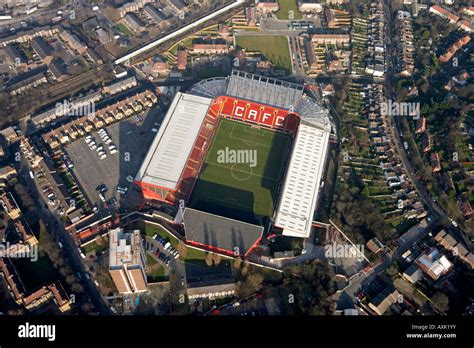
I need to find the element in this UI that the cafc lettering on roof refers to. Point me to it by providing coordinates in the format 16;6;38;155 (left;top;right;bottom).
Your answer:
217;96;295;131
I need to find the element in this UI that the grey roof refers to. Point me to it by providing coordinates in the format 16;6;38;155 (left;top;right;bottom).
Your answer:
189;70;332;130
5;45;26;65
31;37;53;60
183;208;263;256
169;0;186;10
144;4;167;22
135;92;212;190
4;65;47;91
188;77;228;98
49;59;68;79
124;12;145;31
226;70;304;110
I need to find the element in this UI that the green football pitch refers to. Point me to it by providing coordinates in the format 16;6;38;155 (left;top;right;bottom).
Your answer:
189;118;292;223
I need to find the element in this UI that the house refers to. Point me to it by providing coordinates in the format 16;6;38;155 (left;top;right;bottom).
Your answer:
402;264;423;284
1;192;21;220
366;237;384;254
462;6;474;16
187;277;236;300
415;117;426;134
4;45;27;67
439;35;471;62
49;59;68;81
311;33;350;45
429;5;459;23
177;50;187;70
168;0;186;13
298;0;324;12
368;287;400;315
4;65;48;95
123;13;146;33
458;19;473;33
59;31;87;54
415;248;453;280
85;48;102;65
0;127;18;143
256;0;279;13
0;166;17;182
430;152;441;173
144;4;167;23
15;220;39;246
31;37;54;64
321;84;335;97
192;43;229;55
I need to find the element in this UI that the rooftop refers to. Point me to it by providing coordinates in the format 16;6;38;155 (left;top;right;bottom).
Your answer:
274;123;330;238
183;207;263;256
135;92;212;190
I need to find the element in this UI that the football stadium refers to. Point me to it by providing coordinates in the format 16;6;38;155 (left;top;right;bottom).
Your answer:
135;70;334;257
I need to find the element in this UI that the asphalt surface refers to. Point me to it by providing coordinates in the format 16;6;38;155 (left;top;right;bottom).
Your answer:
20;159;111;315
64;106;163;209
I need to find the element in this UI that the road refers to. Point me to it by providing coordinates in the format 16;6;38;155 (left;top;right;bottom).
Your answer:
382;0;471;249
20;157;111;315
336;0;465;309
115;0;245;65
336;219;439;309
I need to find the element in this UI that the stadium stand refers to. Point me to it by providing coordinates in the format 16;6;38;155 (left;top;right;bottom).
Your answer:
183;208;263;256
137;70;335;246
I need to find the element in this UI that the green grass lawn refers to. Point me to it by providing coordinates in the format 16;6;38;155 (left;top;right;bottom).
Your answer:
275;0;302;20
144;223;179;248
116;23;133;37
146;254;167;282
143;223;209;262
189;118;291;222
82;236;108;254
185;247;207;261
235;35;292;74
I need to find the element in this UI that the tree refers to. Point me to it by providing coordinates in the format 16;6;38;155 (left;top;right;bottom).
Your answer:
176;241;187;259
431;291;449;313
284;260;335;315
233;257;242;269
204;253;213;267
211;253;221;266
236;271;264;298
